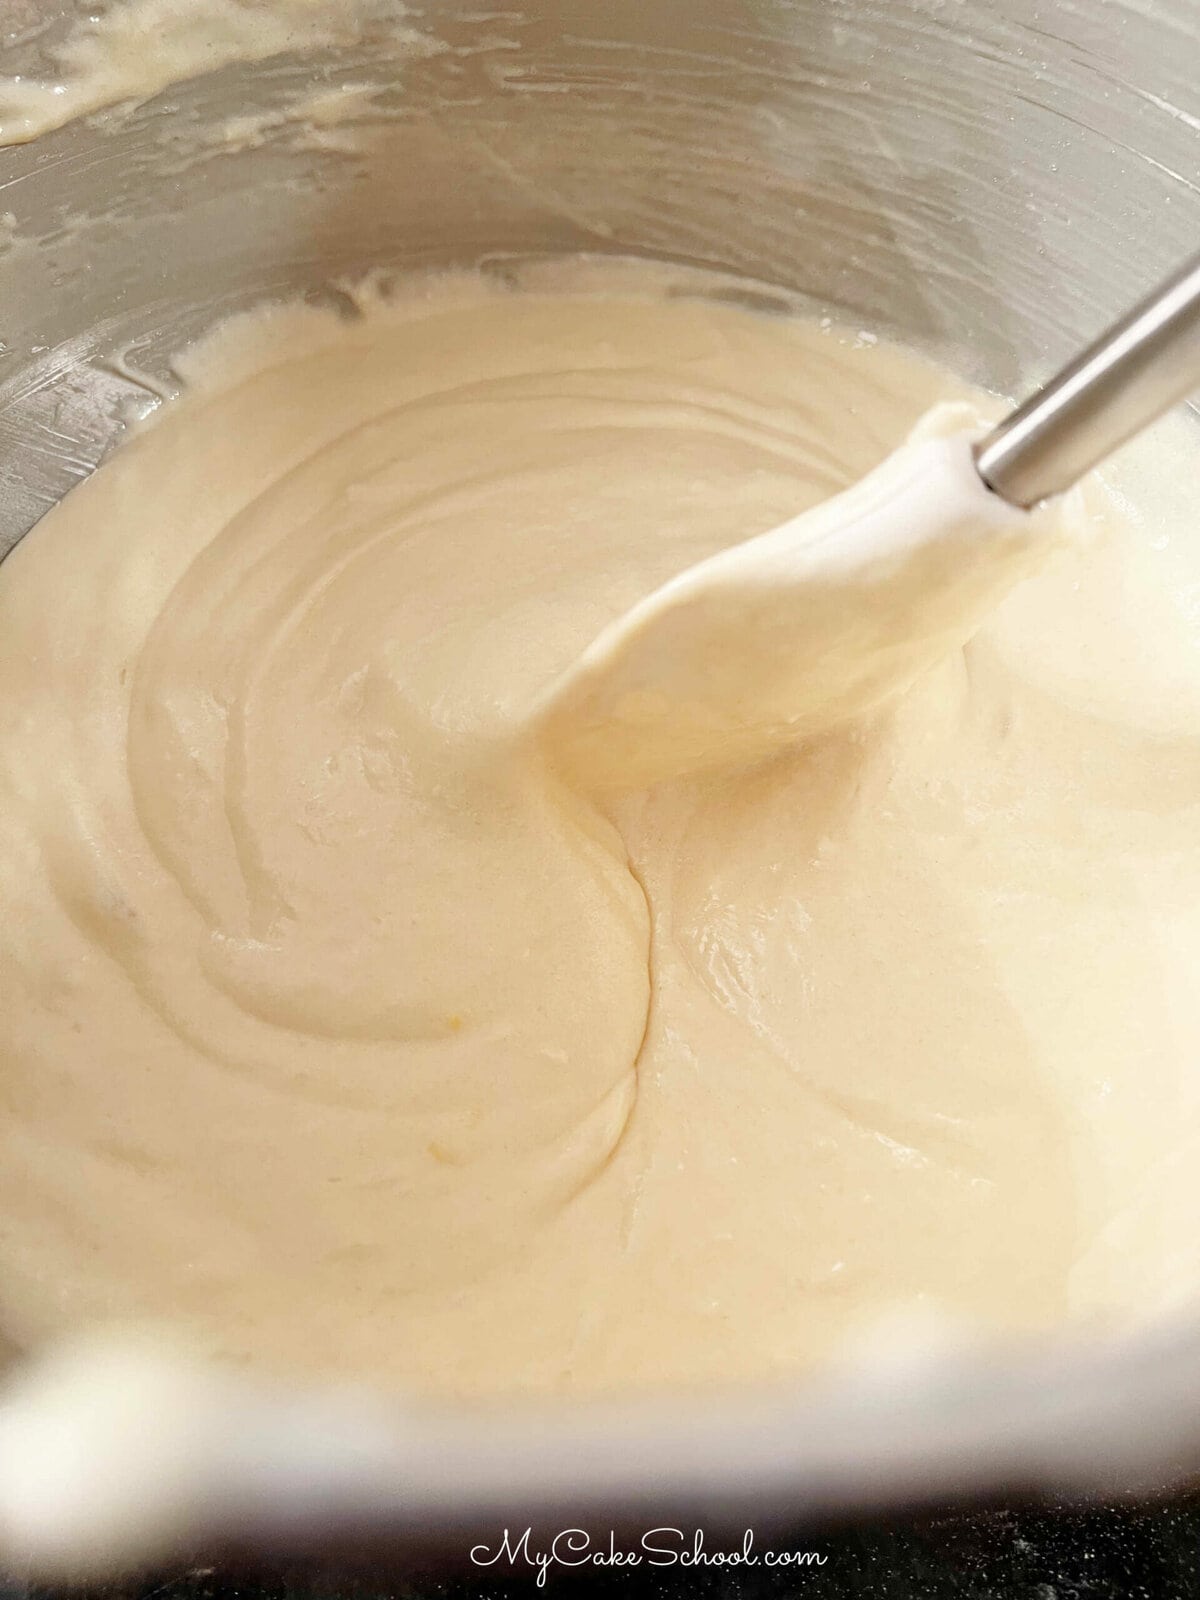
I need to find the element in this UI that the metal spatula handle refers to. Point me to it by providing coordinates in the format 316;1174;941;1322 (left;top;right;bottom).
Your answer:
974;250;1200;508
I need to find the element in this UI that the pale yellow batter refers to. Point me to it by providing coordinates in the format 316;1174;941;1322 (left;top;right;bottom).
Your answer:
1;261;1199;1398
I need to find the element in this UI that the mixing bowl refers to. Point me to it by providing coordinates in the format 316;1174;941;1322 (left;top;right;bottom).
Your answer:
1;0;1199;1569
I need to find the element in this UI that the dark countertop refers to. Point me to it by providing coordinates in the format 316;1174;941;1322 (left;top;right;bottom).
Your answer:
8;1496;1200;1600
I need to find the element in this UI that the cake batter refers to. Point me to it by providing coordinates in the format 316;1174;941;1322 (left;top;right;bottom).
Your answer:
1;262;1199;1397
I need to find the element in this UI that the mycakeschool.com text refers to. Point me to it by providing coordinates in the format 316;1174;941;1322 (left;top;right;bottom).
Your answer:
469;1527;829;1585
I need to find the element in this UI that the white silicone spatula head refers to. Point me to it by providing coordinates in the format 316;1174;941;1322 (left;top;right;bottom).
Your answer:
534;426;1042;790
535;251;1200;790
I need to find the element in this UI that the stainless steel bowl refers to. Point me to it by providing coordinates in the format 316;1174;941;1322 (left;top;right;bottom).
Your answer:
1;0;1199;1569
